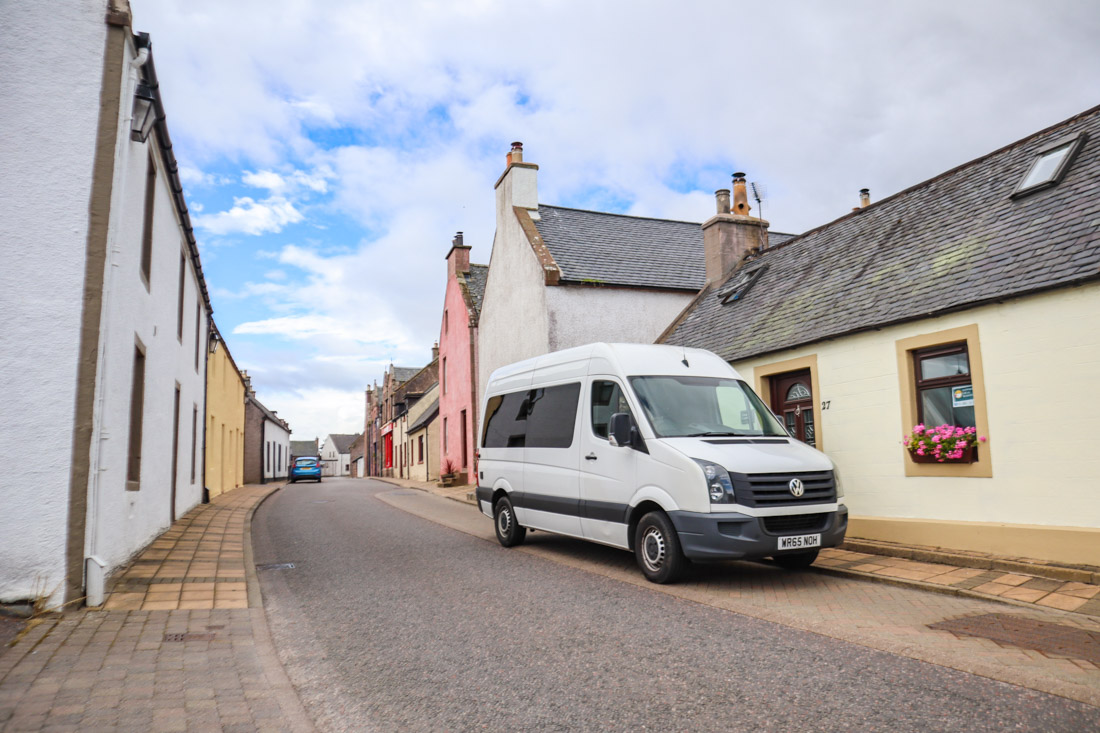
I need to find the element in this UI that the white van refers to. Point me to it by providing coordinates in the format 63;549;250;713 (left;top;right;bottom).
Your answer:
476;343;847;583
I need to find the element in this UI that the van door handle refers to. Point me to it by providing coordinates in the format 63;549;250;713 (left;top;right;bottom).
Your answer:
585;453;598;461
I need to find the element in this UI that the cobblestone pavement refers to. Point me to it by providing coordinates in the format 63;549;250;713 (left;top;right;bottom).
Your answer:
0;484;314;732
378;475;1100;618
378;483;1100;708
103;485;273;612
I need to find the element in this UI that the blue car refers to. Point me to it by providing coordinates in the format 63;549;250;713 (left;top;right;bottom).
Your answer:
290;456;322;483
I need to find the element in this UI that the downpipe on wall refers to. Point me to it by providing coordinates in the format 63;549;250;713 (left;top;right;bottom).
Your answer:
84;41;149;608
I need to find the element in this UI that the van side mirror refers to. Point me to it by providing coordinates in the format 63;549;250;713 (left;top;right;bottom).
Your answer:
609;412;648;452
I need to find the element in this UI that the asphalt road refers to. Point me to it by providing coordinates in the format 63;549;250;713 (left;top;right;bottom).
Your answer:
251;478;1100;732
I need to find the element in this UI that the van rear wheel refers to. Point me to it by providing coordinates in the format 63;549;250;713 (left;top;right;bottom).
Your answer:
494;496;526;547
773;550;819;570
635;511;685;584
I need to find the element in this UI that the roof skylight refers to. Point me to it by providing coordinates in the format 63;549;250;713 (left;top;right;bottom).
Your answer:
1012;132;1087;198
718;264;767;304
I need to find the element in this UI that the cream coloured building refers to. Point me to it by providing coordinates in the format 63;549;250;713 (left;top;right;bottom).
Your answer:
663;105;1100;566
405;383;440;482
205;323;245;498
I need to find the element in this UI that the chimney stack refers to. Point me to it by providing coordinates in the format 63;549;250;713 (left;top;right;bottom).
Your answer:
701;173;770;285
859;188;871;208
446;230;471;277
495;140;538;211
432;342;439;361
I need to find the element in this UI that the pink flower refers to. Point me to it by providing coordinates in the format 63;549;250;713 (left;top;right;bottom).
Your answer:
916;448;925;455
931;435;941;443
979;436;987;443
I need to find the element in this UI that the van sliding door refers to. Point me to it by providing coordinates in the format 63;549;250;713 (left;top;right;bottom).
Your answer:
521;383;583;538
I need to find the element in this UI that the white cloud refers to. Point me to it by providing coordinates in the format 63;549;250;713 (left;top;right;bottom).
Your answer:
193;195;303;235
131;0;1100;441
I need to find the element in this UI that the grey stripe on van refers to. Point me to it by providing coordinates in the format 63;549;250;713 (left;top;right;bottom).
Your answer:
479;487;630;524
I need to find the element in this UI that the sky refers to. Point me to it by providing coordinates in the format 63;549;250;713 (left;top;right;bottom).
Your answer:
130;0;1100;442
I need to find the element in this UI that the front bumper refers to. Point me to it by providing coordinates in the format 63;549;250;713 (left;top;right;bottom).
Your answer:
668;506;848;561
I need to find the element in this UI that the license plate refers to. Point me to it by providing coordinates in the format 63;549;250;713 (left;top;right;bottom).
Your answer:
777;533;821;551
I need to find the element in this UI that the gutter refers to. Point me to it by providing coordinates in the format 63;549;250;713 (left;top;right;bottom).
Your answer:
132;33;212;316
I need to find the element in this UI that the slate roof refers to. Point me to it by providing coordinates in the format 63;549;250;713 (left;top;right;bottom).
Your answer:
290;440;318;457
248;394;289;432
533;206;704;290
662;105;1100;362
408;398;440;433
392;366;420;382
462;264;489;320
327;433;361;455
532;205;794;291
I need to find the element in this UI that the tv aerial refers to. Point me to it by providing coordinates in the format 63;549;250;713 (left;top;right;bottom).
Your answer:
750;181;767;221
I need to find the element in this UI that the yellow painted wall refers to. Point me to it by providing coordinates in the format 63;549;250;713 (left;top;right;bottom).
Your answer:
205;340;245;498
732;282;1100;564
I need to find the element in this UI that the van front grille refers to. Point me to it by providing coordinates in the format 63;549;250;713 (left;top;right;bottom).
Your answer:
762;513;829;534
731;470;835;507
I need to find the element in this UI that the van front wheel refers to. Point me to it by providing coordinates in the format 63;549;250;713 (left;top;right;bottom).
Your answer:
635;512;685;584
494;496;526;547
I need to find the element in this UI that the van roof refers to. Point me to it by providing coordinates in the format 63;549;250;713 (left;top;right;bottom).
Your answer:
486;343;740;392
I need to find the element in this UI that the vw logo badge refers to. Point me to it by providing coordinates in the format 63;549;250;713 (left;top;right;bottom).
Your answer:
788;478;804;497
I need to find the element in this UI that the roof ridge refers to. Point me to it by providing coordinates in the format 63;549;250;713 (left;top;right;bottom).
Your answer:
752;102;1100;262
539;203;701;226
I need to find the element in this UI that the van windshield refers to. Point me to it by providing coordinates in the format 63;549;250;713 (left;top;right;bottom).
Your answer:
629;376;788;439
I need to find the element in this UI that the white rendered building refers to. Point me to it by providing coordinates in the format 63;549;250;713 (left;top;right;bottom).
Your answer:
0;1;212;607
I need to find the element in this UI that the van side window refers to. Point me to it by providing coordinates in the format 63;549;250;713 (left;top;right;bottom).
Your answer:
591;380;633;440
525;383;581;448
482;390;529;448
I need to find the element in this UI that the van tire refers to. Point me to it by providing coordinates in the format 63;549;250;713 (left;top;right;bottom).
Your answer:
494;496;526;547
635;512;685;584
772;550;818;570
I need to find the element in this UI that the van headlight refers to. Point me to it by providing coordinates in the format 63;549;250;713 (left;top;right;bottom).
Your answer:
832;464;845;499
694;459;735;504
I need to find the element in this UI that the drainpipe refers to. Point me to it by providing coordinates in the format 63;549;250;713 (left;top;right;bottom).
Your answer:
84;39;151;607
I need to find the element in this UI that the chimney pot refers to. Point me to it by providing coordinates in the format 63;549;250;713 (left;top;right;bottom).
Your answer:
715;189;731;215
453;231;464;247
508;141;523;165
859;188;871;208
731;173;751;217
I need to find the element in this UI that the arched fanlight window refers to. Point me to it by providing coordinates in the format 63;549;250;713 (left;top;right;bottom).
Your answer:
786;383;811;401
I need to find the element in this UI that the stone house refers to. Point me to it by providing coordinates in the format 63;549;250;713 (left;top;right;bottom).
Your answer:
377;365;421;476
661;105;1100;566
390;359;440;479
405;383;441;482
476;142;793;399
437;232;488;485
0;1;212;606
242;374;291;485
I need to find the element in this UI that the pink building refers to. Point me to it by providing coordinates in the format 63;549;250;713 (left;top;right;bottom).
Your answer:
438;233;487;485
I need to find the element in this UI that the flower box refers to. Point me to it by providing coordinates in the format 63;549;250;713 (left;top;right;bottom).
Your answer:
903;423;985;464
909;444;976;464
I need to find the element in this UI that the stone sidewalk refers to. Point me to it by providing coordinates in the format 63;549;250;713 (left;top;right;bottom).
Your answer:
376;475;1100;618
0;484;314;732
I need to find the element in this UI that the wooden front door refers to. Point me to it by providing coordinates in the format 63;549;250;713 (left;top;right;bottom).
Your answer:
769;370;816;448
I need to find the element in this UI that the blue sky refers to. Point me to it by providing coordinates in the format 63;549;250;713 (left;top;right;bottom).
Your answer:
131;0;1100;441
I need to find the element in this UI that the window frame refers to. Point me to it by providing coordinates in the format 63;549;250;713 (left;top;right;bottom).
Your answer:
140;150;156;289
896;324;992;478
912;341;972;427
1010;132;1087;199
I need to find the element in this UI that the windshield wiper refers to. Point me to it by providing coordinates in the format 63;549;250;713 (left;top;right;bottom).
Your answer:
682;431;750;437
